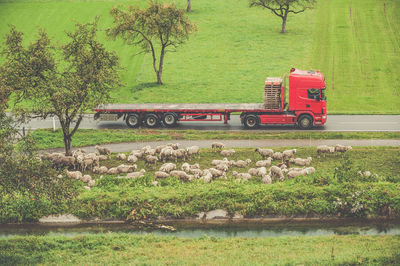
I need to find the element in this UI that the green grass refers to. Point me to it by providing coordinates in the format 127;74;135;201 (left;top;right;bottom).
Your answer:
32;128;400;150
1;0;399;113
1;234;399;265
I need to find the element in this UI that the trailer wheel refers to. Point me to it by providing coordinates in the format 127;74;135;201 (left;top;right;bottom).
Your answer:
144;113;160;128
244;114;259;129
126;113;140;128
162;113;178;127
297;115;313;130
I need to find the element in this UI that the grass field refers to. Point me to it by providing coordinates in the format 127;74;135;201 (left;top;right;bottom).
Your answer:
32;128;400;150
1;234;399;265
1;0;399;113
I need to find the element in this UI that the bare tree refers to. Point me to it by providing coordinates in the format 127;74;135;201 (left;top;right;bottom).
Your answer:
250;0;316;33
187;0;192;12
108;1;197;85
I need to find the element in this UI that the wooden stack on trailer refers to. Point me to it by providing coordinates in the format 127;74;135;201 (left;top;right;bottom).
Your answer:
264;77;282;110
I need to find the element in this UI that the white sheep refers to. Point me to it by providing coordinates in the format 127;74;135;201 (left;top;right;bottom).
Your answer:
248;168;259;176
255;148;274;159
290;157;313;166
159;147;174;162
107;167;119;175
170;170;194;182
145;155;158;166
98;155;108;161
202;170;213;183
159;163;176;173
212;158;230;166
211;142;224;152
130;150;144;158
232;171;251;181
335;144;352;154
234;159;251;168
257;167;267;177
80;174;92;183
93;166;108;174
66;170;82;180
262;175;272;184
154;171;170;179
269;166;285;181
127;169;146;180
255;158;272;167
186;146;200;158
272;152;283;161
282;149;297;160
88;179;96;187
317;145;336;158
127;154;138;163
117;164;137;173
117;153;127;160
188;168;203;178
215;163;229;172
220;149;235;157
95;145;111;155
208;168;226;179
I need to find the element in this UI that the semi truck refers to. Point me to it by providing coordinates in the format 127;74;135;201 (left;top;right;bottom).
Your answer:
94;68;327;129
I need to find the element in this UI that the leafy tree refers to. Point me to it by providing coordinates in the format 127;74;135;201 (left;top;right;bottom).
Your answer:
250;0;316;33
0;20;120;155
108;1;197;85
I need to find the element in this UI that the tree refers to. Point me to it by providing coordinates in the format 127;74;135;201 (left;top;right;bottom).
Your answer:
249;0;316;33
0;20;120;155
187;0;192;12
108;1;197;85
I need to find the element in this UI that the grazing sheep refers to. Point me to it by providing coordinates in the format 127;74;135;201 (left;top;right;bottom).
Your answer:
208;168;226;179
88;179;95;187
305;167;315;174
220;149;235;157
130;150;144;158
248;168;259;176
287;169;307;179
215;163;229;172
127;154;138;163
335;144;352;154
262;175;272;184
317;145;336;158
159;147;174;162
188;168;203;178
232;171;251;181
172;149;188;162
81;174;92;183
290;157;313;166
212;158;230;166
282;149;297;160
66;170;82;180
93;166;108;174
107;167;119;175
211;142;224;152
255;158;272;167
170;170;194;182
117;153;127;160
272;152;283;161
117;164;137;173
167;143;180;150
159;163;176;173
202;170;213;183
186;146;200;158
255;148;274;159
127;169;146;180
234;159;252;168
95;145;111;155
154;171;170;179
98;155;108;161
145;155;159;166
269;166;285;181
181;162;191;172
257;167;268;177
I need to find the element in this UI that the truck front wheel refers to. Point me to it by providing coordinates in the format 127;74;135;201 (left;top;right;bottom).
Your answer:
144;113;160;128
126;113;140;128
297;115;313;130
244;114;259;129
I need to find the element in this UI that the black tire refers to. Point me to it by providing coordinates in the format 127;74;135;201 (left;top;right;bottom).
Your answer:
144;113;160;128
244;114;259;129
126;113;140;128
297;115;313;130
162;113;178;127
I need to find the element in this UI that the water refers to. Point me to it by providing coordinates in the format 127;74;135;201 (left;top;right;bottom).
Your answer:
0;220;399;239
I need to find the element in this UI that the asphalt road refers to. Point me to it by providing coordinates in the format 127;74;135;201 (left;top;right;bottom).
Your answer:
21;114;400;132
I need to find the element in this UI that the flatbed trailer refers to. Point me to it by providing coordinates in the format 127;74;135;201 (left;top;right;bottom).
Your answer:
94;69;327;129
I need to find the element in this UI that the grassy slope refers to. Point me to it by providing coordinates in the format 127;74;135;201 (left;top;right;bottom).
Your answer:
1;234;399;265
32;128;400;150
1;0;399;113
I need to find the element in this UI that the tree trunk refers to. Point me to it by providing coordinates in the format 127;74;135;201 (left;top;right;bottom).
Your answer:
187;0;191;12
281;9;289;33
157;47;165;85
63;133;72;156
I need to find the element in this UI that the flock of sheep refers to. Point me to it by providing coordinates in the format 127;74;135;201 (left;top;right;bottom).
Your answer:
41;142;353;190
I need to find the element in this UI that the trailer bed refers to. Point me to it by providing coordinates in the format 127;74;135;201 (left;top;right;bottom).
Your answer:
95;103;275;112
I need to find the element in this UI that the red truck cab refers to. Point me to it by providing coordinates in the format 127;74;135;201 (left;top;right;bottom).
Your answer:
288;68;327;128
